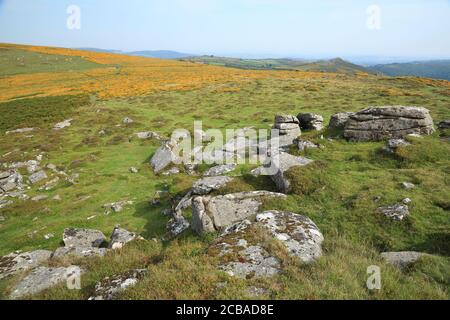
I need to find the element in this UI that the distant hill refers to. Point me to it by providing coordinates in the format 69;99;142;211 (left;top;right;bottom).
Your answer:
128;50;193;59
179;56;374;75
369;60;450;81
75;48;194;59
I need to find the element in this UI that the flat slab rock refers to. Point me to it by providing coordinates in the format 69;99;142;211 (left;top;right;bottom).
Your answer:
0;250;53;280
192;176;233;195
204;164;237;177
344;106;434;141
53;247;108;259
63;228;107;248
89;269;147;300
381;251;427;269
150;140;180;173
192;191;287;235
210;211;323;279
9;266;81;299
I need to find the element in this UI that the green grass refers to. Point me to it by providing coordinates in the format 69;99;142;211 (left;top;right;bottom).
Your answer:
0;47;103;76
0;64;449;299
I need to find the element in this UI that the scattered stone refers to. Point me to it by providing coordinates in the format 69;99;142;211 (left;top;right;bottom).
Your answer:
381;251;427;269
53;247;108;259
401;182;415;190
0;199;13;209
192;176;233;195
162;167;180;176
246;286;270;298
0;250;53;280
9;266;81;299
184;163;197;175
383;139;411;153
191;191;287;235
44;233;54;240
150;140;180;173
63;228;106;248
28;170;47;185
204;164;237;177
344;106;435;141
26;160;40;174
438;120;450;129
5;128;35;135
46;163;57;171
402;198;412;205
38;177;60;191
297;140;319;152
268;152;313;193
109;226;143;250
53;119;72;130
298;113;324;131
129;167;139;173
103;200;133;213
0;170;23;192
31;195;48;202
89;269;147;300
174;191;194;213
135;131;163;140
377;204;410;221
329;112;354;130
167;215;190;237
256;211;324;263
52;194;61;201
122;117;134;124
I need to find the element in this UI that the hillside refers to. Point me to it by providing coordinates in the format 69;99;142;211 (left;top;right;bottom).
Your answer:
370;60;450;81
179;56;375;75
0;43;449;300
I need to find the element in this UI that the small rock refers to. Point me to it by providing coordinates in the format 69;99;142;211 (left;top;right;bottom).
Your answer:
381;251;427;269
89;269;147;300
150;140;180;173
401;182;415;190
122;117;134;124
5;128;35;135
162;167;180;176
246;286;269;298
402;198;412;205
53;119;72;130
44;233;54;240
52;194;62;201
31;195;49;202
129;167;139;174
103;200;133;213
109;226;143;250
297;140;319;152
167;215;190;237
28;170;48;185
438;120;450;129
377;204;410;221
0;199;13;209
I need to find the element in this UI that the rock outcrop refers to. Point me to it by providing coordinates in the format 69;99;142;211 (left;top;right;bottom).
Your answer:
272;115;301;148
109;227;143;250
53;247;108;259
191;191;287;235
329;112;354;130
298;113;324;131
209;211;324;278
344;106;434;141
268;152;313;193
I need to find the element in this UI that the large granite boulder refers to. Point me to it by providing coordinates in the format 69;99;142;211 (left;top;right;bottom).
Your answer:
150;140;180;173
272;115;301;147
0;250;53;280
329;112;354;130
344;106;434;141
63;228;106;248
209;211;324;278
9;266;81;299
191;191;287;235
89;269;147;300
298;113;324;131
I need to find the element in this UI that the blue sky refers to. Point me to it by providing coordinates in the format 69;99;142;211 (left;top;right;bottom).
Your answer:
0;0;449;59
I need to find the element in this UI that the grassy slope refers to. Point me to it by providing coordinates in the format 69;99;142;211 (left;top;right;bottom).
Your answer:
0;46;449;299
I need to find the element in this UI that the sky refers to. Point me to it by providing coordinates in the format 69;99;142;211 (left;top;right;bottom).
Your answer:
0;0;449;60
